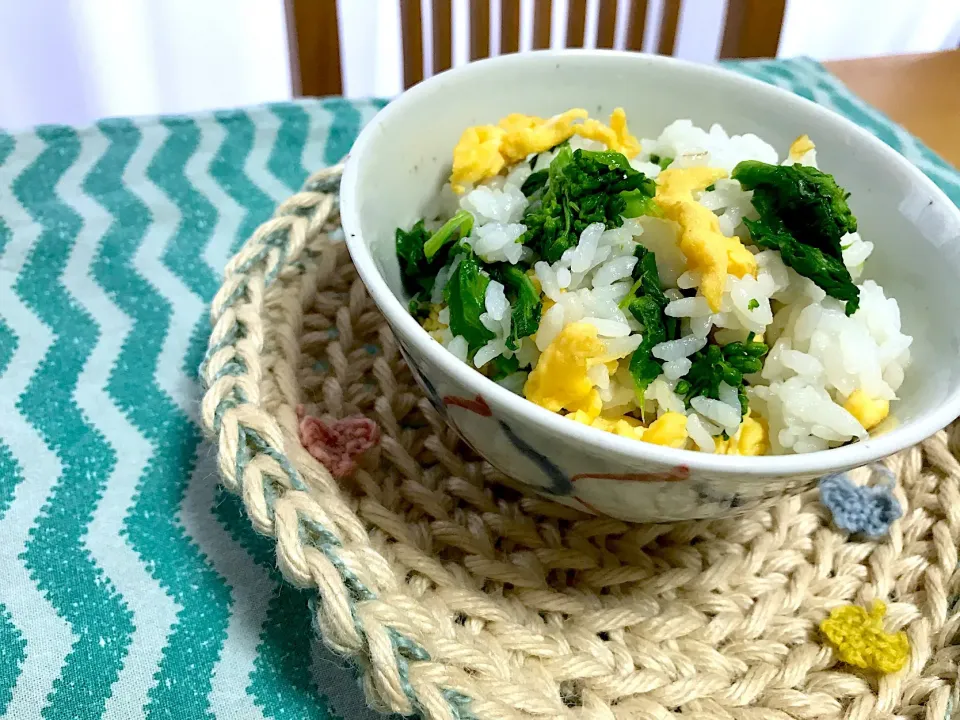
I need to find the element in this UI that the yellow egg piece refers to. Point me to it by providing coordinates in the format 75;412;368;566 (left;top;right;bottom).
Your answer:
450;108;643;192
524;322;605;421
656;167;758;311
451;125;506;193
643;412;688;448
569;405;693;450
844;389;890;431
567;409;595;426
789;134;815;160
610;418;643;439
714;414;769;456
575;108;642;158
569;412;645;440
498;109;588;165
421;304;444;332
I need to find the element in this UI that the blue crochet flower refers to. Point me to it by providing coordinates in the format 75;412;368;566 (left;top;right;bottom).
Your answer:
819;469;902;538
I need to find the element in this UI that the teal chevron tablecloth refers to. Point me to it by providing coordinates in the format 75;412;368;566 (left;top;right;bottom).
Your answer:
0;58;957;720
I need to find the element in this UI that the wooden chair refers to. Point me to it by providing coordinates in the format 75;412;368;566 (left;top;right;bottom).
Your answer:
287;0;785;97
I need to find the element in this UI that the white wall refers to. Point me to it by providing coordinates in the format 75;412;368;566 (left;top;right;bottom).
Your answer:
1;0;958;129
779;0;960;60
0;0;292;130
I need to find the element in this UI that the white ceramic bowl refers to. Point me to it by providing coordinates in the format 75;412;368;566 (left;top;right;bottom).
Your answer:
340;50;960;522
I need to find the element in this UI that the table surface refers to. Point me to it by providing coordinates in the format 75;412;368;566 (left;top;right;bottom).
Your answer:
825;49;960;168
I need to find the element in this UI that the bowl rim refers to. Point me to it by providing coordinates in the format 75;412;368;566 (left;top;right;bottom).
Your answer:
341;48;960;477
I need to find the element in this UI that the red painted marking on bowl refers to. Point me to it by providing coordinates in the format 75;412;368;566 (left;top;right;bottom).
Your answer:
572;465;690;483
442;394;493;417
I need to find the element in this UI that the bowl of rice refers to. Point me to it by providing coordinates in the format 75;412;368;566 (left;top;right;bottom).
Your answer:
340;50;960;521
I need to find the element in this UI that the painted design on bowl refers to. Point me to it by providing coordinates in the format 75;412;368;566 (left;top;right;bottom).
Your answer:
571;467;690;484
397;335;756;517
442;394;493;418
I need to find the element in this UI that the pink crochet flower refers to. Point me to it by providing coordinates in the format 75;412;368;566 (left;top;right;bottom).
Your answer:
297;407;380;478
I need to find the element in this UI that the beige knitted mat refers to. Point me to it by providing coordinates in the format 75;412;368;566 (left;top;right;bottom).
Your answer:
200;166;960;720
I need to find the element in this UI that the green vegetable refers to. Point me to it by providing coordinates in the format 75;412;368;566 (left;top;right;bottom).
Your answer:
747;298;759;311
648;154;674;171
732;160;856;259
396;220;432;296
488;353;520;381
621;189;662;219
423;209;474;260
679;334;769;417
722;334;769;376
705;183;716;192
490;264;542;351
621;246;677;337
521;169;548;197
732;160;860;315
521;147;657;263
626;296;667;404
408;294;432;321
396;215;470;300
744;191;860;315
619;246;676;404
626;247;670;308
444;252;495;352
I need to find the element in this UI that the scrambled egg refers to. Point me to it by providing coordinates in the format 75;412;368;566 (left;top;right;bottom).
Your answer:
714;414;769;456
525;323;694;449
642;412;689;448
498;109;587;165
450;108;642;193
568;409;689;449
569;412;643;438
656;167;758;311
421;304;449;342
575;108;642;158
524;322;604;421
451;125;507;194
843;389;890;431
788;134;815;161
422;304;444;332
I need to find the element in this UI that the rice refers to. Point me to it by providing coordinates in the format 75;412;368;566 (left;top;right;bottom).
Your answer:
691;396;741;433
570;223;605;273
652;335;707;362
470;222;526;264
398;111;912;456
662;357;692;380
447;335;469;363
582;317;632;337
665;296;712;317
686;414;717;452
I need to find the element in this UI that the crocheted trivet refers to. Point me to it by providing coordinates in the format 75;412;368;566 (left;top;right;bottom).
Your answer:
200;166;960;720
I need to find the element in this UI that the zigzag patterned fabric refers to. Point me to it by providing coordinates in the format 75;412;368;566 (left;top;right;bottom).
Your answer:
0;58;956;719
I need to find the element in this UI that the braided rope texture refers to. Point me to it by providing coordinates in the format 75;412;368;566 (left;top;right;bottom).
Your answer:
200;167;960;720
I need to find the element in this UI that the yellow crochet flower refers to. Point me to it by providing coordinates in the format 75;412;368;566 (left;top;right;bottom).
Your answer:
820;600;909;673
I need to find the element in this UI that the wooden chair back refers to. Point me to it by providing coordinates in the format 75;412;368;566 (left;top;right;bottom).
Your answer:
288;0;785;97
